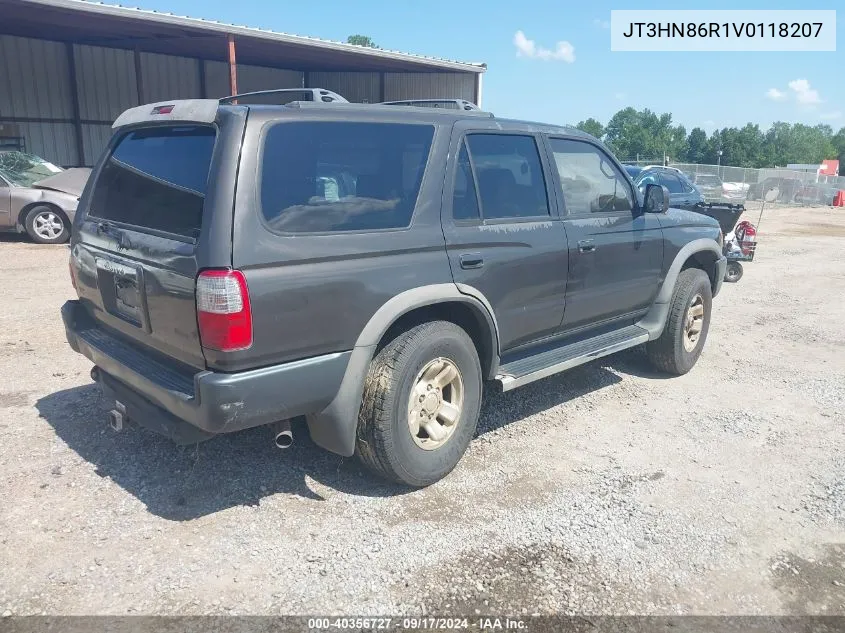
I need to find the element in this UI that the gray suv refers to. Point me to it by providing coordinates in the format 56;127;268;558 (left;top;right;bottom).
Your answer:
62;97;726;487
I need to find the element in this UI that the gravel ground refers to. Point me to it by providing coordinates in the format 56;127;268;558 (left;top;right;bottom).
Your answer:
0;205;844;616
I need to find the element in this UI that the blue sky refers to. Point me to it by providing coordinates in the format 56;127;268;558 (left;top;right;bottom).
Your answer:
135;0;842;133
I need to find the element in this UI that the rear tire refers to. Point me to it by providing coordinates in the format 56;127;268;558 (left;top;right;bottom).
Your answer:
646;268;712;376
355;320;482;487
724;261;743;283
25;205;69;244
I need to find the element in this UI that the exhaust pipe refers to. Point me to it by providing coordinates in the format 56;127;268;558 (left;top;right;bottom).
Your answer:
272;419;293;449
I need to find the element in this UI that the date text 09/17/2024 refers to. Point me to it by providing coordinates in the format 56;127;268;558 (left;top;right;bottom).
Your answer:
307;617;528;630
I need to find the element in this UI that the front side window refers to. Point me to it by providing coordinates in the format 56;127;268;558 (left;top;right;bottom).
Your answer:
89;125;216;238
465;134;550;220
549;138;632;214
260;122;434;233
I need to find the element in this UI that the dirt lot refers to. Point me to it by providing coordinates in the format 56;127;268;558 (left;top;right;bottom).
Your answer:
0;205;843;616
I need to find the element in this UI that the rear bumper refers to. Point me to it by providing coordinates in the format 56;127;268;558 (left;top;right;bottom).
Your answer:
714;256;727;297
62;300;351;444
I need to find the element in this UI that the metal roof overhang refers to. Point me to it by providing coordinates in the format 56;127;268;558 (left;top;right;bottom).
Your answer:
0;0;486;73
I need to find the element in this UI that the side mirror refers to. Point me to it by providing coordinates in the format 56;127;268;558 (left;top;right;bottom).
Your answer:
644;183;670;214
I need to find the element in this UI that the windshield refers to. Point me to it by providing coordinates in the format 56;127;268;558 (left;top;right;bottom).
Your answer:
0;152;63;187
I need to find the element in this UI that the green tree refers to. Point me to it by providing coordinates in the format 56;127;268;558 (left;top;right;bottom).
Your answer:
685;127;709;164
762;122;836;166
604;108;657;160
575;118;605;140
713;124;765;168
571;109;841;169
604;108;686;162
832;127;845;175
346;34;379;48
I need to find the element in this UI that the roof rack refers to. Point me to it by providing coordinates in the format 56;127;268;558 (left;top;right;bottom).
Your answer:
379;98;481;111
282;101;494;117
220;88;348;105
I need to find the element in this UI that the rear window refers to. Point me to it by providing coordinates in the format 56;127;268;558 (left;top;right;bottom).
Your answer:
260;122;434;233
89;126;216;239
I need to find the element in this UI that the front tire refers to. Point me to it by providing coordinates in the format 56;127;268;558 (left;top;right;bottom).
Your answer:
646;268;713;376
724;261;743;283
25;206;69;244
355;320;482;487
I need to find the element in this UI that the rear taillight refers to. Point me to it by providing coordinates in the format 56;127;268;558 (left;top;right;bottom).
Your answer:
196;269;252;351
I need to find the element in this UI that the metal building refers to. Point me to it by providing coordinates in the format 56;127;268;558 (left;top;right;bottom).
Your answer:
0;0;486;167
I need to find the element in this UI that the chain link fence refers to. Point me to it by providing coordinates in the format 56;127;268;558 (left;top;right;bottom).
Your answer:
618;157;845;207
668;162;845;207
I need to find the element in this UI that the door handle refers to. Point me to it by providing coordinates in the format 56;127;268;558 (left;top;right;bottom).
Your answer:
577;239;596;253
459;253;484;269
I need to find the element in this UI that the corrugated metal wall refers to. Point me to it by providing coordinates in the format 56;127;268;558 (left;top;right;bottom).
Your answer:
140;52;201;103
80;124;115;167
0;34;78;164
0;32;479;167
384;73;475;102
204;61;303;98
308;72;380;103
0;35;73;119
73;44;138;121
9;121;78;166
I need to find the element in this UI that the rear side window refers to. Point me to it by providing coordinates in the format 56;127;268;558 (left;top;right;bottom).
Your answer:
658;172;684;194
452;142;480;221
89;126;215;239
260;122;434;233
465;134;550;219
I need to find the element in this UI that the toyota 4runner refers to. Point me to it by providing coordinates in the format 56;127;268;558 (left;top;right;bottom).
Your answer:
62;97;726;487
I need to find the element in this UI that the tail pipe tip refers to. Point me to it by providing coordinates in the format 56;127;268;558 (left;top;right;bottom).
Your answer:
273;420;293;449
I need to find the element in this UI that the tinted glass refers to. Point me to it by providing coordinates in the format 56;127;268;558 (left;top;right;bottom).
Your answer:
658;172;684;193
549;139;632;214
636;172;658;186
89;126;215;238
465;134;549;219
678;174;696;193
261;122;434;233
236;91;313;105
452;142;480;221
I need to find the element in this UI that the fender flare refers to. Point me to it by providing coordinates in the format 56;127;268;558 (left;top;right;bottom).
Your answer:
306;283;500;456
637;239;723;340
355;283;499;353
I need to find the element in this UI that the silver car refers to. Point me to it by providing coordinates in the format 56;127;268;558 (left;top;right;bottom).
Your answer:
0;152;90;244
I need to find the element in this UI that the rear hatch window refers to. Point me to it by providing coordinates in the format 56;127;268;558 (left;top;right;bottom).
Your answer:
90;125;216;239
